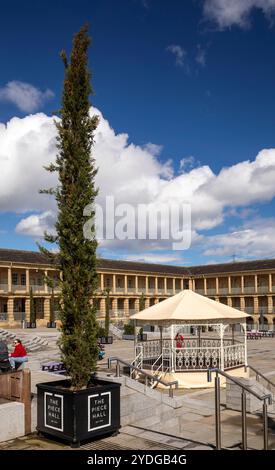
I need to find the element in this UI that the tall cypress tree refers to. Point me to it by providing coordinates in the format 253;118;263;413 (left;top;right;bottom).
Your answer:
41;25;99;389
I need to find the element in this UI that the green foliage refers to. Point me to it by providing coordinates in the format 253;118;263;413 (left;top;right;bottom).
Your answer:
29;288;36;324
139;293;145;311
123;323;135;335
97;326;106;337
40;25;99;389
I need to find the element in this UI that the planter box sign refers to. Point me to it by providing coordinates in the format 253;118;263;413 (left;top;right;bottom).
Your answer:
44;392;64;432
88;391;110;431
37;379;121;447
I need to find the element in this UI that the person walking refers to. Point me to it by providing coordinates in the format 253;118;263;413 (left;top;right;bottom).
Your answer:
9;339;28;370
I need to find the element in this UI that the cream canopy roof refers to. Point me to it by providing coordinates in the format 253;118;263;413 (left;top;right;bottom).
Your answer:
131;290;249;324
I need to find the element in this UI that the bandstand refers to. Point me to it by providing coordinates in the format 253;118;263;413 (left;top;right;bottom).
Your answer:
131;290;250;388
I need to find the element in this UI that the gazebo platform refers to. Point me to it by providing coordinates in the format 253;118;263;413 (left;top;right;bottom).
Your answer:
131;290;250;389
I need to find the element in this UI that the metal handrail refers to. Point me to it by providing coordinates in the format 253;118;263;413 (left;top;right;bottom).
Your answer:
245;364;275;392
151;353;163;374
207;368;272;450
108;356;178;398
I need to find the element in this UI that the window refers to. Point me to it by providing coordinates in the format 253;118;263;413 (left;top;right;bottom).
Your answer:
21;273;26;286
12;273;18;285
106;278;111;287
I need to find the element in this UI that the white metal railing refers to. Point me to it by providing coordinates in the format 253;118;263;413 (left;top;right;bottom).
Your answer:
13;312;26;321
173;347;221;371
231;287;241;294
243;286;254;294
30;284;45;293
135;340;246;372
219;288;228;294
12;284;27;291
0;284;8;292
258;286;268;293
223;344;246;368
207;288;216;295
195;289;205;295
116;287;125;292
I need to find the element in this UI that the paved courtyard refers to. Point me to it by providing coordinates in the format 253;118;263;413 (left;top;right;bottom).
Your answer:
1;328;275;450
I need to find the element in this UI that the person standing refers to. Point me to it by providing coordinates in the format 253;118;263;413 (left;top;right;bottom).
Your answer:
9;339;28;370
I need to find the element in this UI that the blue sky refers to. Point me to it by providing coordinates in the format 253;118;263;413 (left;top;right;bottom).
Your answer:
1;0;275;265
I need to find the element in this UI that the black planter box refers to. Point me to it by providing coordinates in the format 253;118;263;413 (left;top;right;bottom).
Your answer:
47;321;57;328
98;336;113;345
36;378;121;447
26;322;36;328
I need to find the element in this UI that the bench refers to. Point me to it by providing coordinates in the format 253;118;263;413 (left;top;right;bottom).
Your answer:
41;361;66;373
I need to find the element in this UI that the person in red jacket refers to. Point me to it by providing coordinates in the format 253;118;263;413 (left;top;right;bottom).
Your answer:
9;339;28;370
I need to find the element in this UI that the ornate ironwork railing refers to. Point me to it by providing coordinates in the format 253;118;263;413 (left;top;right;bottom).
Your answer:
173;347;221;371
136;341;246;371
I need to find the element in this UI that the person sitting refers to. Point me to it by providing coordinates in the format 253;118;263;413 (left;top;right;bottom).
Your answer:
9;339;28;370
0;339;11;372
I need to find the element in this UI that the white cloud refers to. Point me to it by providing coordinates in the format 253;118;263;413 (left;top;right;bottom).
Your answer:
123;253;184;264
166;45;187;67
0;81;54;112
1;107;275;257
202;218;275;259
203;0;275;29
195;45;207;66
16;210;56;237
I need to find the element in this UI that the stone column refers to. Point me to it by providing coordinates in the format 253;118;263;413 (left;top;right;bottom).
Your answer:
8;267;12;293
124;298;129;318
124;275;128;295
135;276;139;294
26;269;30;292
100;273;104;291
180;278;184;290
155;277;158;295
134;298;139;312
254;275;258;294
25;298;30;322
228;276;231;295
164;278;167;295
253;296;259;314
188;278;193;290
112;298;118;316
172;278;176;294
241;276;244;294
113;274;116;294
44;298;50;322
145;276;148;295
216;277;219;295
99;298;105;318
7;297;14;323
44;270;48;294
240;296;245;311
268;296;273;314
145;298;150;308
227;297;232;307
269;274;272;293
204;278;207;295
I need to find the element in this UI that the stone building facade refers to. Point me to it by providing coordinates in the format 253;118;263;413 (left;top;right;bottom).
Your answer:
0;248;275;329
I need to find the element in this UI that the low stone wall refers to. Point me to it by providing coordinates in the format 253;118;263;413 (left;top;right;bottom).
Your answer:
0;402;25;442
226;377;267;413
